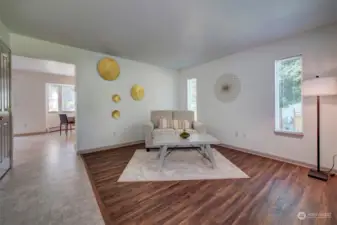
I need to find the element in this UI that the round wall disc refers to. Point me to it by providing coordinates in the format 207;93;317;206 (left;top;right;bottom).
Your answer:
112;94;121;103
131;84;144;101
97;57;120;81
214;74;241;103
112;110;120;119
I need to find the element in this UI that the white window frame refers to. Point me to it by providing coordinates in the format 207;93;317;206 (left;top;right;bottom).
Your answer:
47;83;76;113
274;55;303;136
187;78;197;120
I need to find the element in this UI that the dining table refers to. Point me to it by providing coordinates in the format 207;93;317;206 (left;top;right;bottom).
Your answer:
68;116;75;123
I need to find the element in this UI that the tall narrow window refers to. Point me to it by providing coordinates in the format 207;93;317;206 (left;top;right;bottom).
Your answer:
48;84;60;112
187;78;197;120
61;85;76;112
275;56;303;133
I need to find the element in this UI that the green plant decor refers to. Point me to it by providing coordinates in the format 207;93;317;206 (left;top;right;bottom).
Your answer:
180;129;190;139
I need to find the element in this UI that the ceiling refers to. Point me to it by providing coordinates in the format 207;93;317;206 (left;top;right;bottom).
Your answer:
1;0;337;69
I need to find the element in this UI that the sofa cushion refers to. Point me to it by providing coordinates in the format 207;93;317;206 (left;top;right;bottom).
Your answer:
172;119;182;129
182;120;191;129
152;128;175;136
158;117;170;129
151;110;173;128
172;119;191;129
172;111;194;122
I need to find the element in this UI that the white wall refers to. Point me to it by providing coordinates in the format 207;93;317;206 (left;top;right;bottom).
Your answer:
179;25;337;169
12;70;75;134
10;33;179;151
0;16;9;46
12;55;75;76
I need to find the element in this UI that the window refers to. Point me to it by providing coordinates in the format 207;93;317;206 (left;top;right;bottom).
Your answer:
48;84;59;112
61;85;76;111
47;84;76;112
275;56;303;133
187;78;197;119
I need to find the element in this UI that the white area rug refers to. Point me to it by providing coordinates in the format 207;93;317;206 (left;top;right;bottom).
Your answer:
118;149;249;182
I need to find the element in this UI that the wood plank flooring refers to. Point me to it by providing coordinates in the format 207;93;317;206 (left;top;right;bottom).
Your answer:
81;144;337;225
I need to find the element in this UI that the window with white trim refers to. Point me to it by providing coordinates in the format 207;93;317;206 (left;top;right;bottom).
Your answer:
187;78;197;120
47;84;76;112
275;56;303;133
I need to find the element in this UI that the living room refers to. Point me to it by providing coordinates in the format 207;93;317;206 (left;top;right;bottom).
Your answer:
1;1;337;225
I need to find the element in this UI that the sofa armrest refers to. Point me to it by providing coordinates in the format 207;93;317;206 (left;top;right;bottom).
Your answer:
143;122;154;147
193;121;206;134
144;121;154;129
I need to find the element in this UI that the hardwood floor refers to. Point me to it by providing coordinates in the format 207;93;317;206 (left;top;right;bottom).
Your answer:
81;144;337;225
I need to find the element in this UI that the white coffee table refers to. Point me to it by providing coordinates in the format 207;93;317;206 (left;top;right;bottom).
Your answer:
152;133;221;170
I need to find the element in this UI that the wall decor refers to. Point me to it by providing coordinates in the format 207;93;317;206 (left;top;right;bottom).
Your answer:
112;94;121;103
131;84;144;101
112;110;120;119
214;74;241;103
97;57;120;81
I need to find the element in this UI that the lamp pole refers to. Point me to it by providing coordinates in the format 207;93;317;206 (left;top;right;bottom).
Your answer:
308;75;328;181
316;94;320;172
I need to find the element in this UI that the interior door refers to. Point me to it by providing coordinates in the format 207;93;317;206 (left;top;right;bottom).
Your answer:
0;40;12;179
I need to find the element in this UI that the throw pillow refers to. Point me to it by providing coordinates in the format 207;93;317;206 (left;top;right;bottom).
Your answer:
172;119;182;129
182;120;191;129
158;117;169;129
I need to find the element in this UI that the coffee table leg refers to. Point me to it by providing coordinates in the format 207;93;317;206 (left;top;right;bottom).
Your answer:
157;149;161;159
200;144;204;153
205;144;216;169
159;145;168;171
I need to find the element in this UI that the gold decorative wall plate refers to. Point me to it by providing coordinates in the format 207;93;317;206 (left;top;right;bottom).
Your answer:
112;94;121;103
131;84;144;101
97;57;120;81
112;110;120;119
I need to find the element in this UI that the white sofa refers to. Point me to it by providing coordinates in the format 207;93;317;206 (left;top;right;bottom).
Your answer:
143;110;206;150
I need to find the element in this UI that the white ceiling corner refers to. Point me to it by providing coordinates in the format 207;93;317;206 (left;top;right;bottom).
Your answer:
1;0;337;70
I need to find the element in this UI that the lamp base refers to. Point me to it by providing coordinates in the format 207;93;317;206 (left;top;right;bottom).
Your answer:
308;169;328;181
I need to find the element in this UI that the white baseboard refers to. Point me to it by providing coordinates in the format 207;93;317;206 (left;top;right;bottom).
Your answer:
15;127;75;137
217;143;337;174
47;126;76;132
14;130;47;137
78;140;144;155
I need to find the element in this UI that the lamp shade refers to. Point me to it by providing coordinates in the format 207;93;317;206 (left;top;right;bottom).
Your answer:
302;76;337;96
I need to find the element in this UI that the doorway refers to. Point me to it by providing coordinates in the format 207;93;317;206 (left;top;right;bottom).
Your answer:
0;40;12;179
11;56;76;146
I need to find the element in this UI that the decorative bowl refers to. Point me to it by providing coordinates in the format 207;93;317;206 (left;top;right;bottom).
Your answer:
180;130;190;139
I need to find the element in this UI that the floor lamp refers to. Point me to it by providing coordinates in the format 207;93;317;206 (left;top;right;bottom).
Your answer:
302;76;337;181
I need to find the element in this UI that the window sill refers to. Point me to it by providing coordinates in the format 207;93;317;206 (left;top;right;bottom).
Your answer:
48;111;59;114
274;130;304;138
48;111;75;114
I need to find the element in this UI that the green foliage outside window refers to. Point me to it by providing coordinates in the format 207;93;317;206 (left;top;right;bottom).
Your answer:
278;57;302;108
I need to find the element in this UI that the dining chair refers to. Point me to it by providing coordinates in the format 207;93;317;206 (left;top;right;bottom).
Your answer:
59;114;75;136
